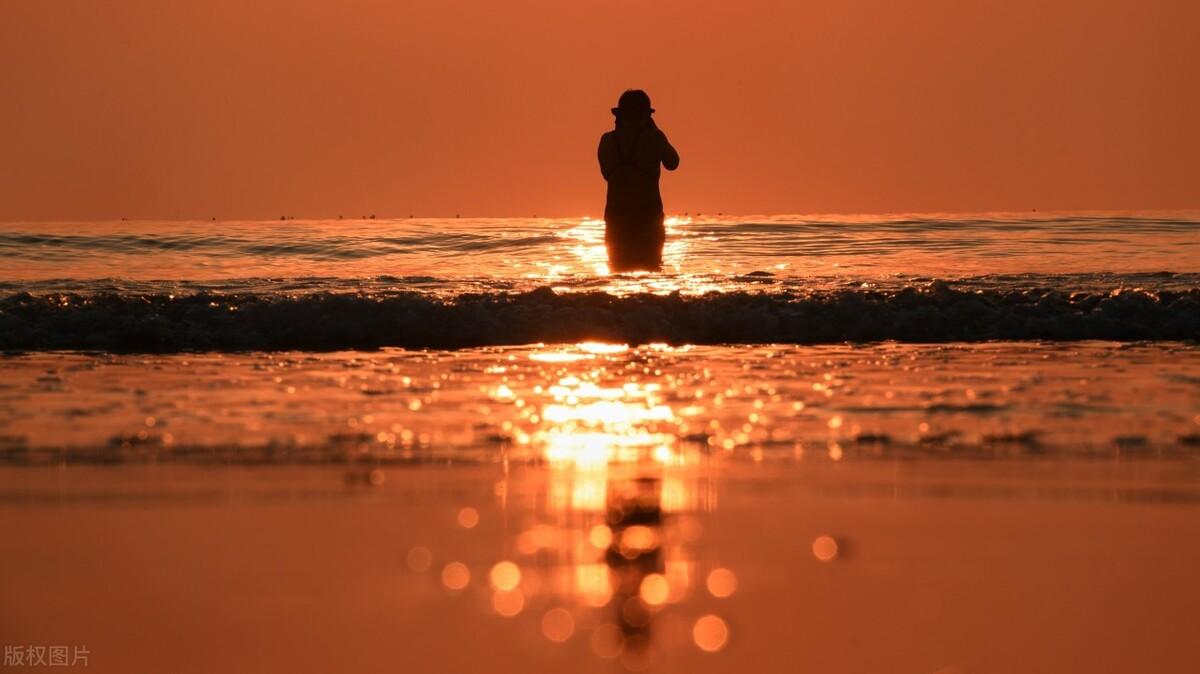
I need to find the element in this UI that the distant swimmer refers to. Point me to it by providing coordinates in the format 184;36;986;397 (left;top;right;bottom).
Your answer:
597;90;680;272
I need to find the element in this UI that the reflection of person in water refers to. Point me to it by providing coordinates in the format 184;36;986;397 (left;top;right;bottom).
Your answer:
597;90;680;272
605;475;665;654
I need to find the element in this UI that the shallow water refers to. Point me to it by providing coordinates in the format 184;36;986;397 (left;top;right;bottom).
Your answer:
3;342;1197;461
2;213;1198;349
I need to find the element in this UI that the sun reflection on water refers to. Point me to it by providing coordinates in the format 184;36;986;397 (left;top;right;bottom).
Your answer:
546;216;737;297
466;341;733;663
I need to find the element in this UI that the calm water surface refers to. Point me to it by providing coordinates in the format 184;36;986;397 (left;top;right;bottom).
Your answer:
2;212;1198;292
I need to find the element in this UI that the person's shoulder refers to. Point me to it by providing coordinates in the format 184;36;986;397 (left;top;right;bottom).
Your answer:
599;130;616;143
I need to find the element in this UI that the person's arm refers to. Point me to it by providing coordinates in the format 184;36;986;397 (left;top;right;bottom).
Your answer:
597;133;616;180
657;126;680;171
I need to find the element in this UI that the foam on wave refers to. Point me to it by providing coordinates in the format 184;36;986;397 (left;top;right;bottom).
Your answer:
1;282;1196;351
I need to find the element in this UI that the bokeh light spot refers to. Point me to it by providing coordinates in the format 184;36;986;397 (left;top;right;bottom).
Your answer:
492;589;525;617
541;608;576;642
812;535;839;562
489;560;521;591
692;614;729;652
441;561;470;590
618;525;659;558
639;573;670;606
589;523;613;549
706;567;738;598
457;507;480;529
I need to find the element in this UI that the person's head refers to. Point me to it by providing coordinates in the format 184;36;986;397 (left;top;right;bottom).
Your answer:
612;89;654;128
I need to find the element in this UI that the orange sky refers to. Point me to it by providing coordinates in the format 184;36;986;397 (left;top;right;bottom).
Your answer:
1;0;1197;220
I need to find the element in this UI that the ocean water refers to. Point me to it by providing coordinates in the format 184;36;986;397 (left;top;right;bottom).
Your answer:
0;209;1195;455
1;213;1197;349
1;211;1197;460
4;214;1200;673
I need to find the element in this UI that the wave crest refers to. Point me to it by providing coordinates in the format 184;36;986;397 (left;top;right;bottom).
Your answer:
1;282;1196;351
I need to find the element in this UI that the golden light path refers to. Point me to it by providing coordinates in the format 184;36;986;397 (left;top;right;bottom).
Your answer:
537;216;739;296
461;340;735;665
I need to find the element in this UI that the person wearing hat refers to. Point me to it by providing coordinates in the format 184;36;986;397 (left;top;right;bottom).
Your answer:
597;90;680;271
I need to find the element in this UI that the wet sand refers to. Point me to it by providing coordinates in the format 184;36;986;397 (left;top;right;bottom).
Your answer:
2;459;1198;673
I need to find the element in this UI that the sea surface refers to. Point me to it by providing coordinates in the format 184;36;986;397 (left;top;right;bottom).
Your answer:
1;212;1197;349
3;213;1199;673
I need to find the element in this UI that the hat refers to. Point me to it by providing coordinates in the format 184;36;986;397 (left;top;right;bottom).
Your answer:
611;89;655;115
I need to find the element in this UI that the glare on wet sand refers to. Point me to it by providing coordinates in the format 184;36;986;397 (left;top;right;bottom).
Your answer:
2;340;1200;673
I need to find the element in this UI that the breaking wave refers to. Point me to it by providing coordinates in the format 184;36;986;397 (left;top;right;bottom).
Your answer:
2;281;1196;351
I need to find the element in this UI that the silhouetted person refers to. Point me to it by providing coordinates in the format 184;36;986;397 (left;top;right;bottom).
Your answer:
598;90;679;272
